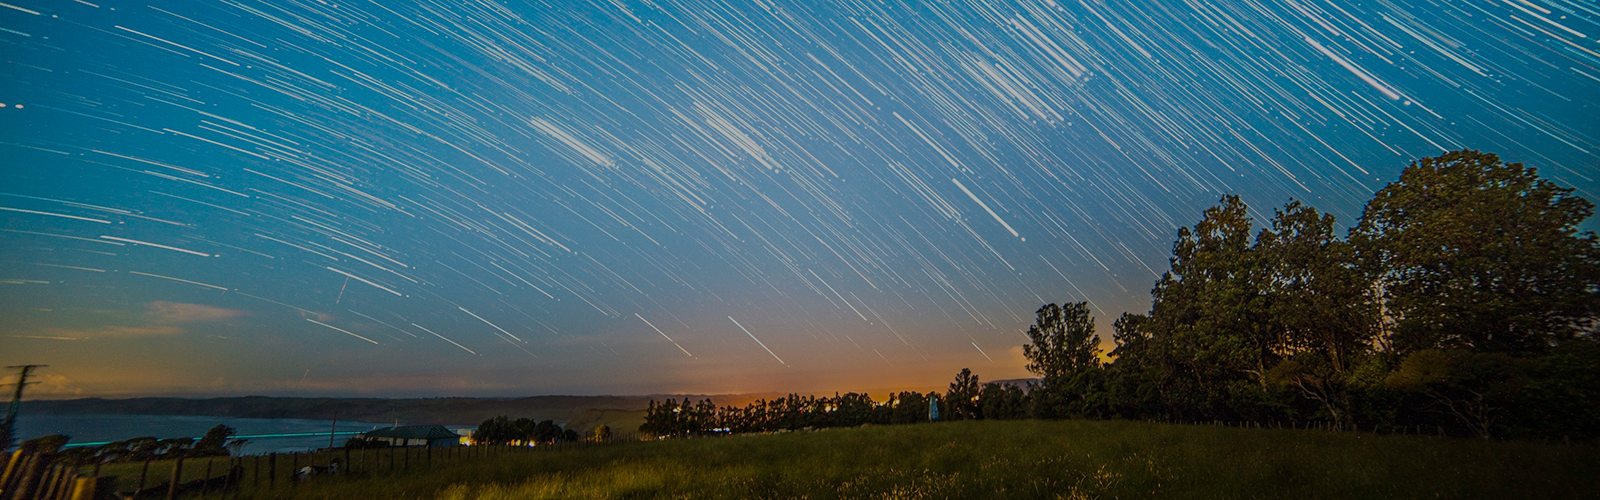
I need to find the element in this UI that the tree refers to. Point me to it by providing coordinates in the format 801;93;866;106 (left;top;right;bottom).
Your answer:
1105;312;1162;418
1151;195;1276;391
891;391;928;424
1023;302;1103;418
1023;302;1102;382
944;368;982;421
533;420;563;443
1258;201;1377;428
194;424;236;456
1385;349;1526;438
1355;150;1600;354
978;382;1028;420
1259;201;1376;373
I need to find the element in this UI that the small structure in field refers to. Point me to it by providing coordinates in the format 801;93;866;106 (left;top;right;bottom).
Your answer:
358;425;460;447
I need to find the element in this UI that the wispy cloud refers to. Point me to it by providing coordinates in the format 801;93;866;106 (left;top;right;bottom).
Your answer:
47;325;184;338
38;302;246;339
145;301;247;323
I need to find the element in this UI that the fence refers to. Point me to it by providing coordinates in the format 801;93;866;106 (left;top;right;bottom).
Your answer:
0;449;110;500
3;432;643;500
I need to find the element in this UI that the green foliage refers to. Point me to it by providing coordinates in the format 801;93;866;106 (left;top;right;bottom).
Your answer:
192;424;236;457
1022;302;1102;382
639;391;944;437
977;382;1028;420
1012;150;1600;439
1355;150;1600;354
1021;302;1104;418
477;416;570;445
944;368;982;421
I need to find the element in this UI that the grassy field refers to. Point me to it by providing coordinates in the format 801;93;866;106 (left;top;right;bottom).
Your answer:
242;419;1599;500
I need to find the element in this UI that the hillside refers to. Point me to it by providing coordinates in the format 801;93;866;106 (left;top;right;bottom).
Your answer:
561;408;648;436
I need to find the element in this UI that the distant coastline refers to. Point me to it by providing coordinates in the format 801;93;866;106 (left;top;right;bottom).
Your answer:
22;395;660;427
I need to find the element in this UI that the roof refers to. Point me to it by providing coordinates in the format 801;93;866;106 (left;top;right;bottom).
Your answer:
360;425;459;440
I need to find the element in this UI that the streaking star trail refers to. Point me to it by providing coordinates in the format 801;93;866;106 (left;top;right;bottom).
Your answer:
0;0;1594;396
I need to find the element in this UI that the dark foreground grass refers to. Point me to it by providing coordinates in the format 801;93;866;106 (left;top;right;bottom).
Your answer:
275;419;1597;499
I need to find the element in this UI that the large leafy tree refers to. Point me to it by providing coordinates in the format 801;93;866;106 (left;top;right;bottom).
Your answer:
1355;150;1600;354
1258;201;1378;427
1147;195;1275;393
1023;302;1103;417
944;368;982;421
1258;201;1376;372
1023;302;1102;381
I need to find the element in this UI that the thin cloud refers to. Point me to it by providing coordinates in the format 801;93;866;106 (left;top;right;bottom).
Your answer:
145;301;247;323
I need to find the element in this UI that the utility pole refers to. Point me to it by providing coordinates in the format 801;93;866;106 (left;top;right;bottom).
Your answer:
0;365;46;451
328;410;339;449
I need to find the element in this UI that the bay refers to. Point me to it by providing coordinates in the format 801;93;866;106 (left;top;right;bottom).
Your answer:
13;413;458;454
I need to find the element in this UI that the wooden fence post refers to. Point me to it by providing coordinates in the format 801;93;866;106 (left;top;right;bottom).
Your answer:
13;453;45;500
0;450;23;494
38;463;62;500
166;455;185;500
67;476;95;500
49;465;71;500
267;453;276;491
222;457;235;499
58;464;78;500
202;457;214;496
134;458;151;496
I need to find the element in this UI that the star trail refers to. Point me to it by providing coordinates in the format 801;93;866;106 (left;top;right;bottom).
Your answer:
1;0;1595;396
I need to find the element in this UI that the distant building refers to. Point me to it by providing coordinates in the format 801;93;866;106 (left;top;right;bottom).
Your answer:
358;425;461;447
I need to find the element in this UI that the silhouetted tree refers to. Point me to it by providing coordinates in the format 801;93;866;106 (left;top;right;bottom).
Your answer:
193;424;236;456
978;382;1028;420
1023;302;1103;418
945;368;982;421
1258;201;1377;428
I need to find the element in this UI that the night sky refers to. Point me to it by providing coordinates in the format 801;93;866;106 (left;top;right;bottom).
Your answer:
1;0;1595;398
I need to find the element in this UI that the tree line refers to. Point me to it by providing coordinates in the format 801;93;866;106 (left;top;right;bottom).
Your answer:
641;150;1599;441
470;416;582;445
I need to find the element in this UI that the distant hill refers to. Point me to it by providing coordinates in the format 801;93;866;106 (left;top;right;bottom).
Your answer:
19;391;944;429
21;396;666;427
988;378;1039;391
562;408;648;436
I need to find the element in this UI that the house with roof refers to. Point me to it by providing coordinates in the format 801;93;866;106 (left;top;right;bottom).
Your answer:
357;425;462;447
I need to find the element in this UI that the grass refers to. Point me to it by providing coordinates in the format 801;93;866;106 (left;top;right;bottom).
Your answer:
206;419;1595;499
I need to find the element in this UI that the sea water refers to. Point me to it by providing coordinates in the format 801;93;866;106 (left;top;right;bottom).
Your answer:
12;413;433;454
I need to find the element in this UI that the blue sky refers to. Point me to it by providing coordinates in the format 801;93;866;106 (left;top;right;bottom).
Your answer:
0;0;1595;397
